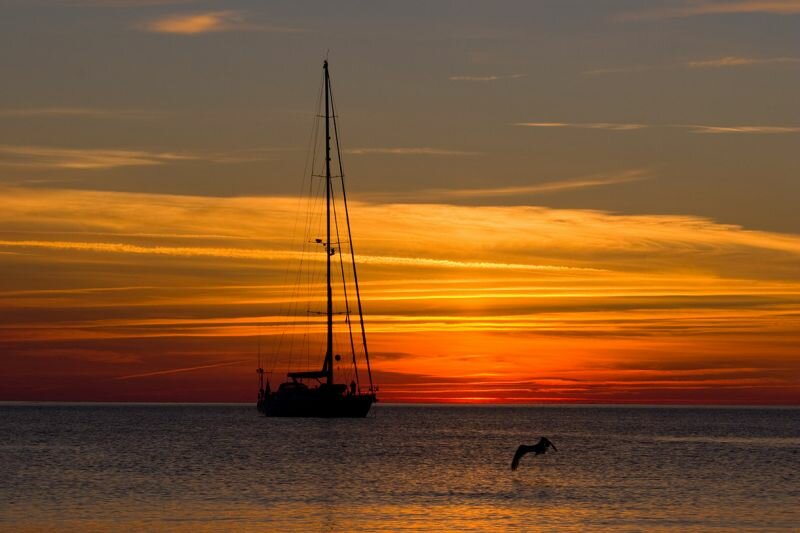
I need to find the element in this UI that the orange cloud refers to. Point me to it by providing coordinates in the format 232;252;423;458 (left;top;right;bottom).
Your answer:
141;11;244;34
514;122;647;131
1;186;798;403
139;11;306;35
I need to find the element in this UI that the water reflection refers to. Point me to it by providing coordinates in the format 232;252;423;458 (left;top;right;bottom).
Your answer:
1;404;798;530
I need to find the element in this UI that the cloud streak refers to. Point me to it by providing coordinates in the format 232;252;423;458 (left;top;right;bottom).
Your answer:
0;145;194;170
115;360;245;380
0;239;598;273
514;122;800;134
687;125;800;134
586;56;800;75
687;56;800;68
345;147;483;156
0;144;281;170
514;122;646;131
449;74;525;82
60;0;197;5
139;11;305;35
619;1;800;21
0;107;160;119
445;171;648;196
392;169;649;200
2;186;800;274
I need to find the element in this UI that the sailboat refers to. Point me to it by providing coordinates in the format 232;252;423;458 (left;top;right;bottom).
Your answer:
256;60;377;417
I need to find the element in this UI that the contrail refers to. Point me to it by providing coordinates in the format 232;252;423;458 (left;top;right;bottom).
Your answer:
115;360;245;380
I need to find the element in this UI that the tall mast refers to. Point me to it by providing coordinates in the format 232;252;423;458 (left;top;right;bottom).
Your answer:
324;60;334;386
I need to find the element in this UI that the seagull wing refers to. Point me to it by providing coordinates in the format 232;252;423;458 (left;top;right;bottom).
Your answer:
511;445;528;471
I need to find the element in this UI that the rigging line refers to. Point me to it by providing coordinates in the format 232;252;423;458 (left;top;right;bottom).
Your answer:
299;71;328;372
297;93;324;374
282;72;322;341
277;68;325;378
330;171;361;391
311;175;328;367
299;74;327;375
329;81;375;392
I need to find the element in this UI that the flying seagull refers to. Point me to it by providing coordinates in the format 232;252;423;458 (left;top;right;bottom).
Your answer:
511;437;558;470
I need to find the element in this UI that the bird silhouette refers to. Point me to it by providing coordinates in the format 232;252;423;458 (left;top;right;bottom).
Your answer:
511;437;557;470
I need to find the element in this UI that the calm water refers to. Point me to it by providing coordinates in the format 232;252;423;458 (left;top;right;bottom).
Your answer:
1;404;798;531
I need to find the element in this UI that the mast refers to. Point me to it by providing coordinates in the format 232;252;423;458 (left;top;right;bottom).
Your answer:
324;60;334;386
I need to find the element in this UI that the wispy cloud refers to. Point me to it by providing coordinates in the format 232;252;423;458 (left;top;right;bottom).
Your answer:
586;56;800;75
687;125;800;134
0;107;160;119
203;147;290;164
0;239;595;273
58;0;197;6
514;122;647;131
139;10;305;35
425;170;649;198
619;1;800;21
0;145;195;170
115;360;245;380
140;11;243;34
449;74;525;82
353;170;651;202
0;144;282;170
345;147;483;156
3;186;800;265
514;122;800;134
687;56;800;68
584;65;657;76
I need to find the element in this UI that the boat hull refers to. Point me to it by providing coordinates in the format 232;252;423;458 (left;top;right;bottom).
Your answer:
258;389;375;418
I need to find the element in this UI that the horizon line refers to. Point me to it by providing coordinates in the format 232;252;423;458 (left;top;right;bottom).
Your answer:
2;400;797;408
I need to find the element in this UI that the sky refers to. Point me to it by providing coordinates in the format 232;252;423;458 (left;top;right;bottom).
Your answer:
1;0;799;404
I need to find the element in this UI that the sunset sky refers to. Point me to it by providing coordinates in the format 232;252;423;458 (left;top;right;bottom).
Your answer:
1;0;799;404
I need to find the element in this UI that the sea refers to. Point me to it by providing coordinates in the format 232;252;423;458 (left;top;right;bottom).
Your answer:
1;404;798;531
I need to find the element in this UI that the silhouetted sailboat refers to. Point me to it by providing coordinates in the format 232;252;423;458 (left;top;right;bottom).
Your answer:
256;60;377;417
